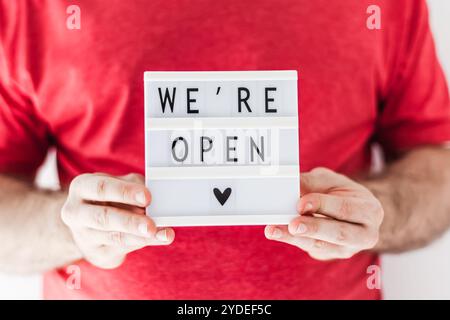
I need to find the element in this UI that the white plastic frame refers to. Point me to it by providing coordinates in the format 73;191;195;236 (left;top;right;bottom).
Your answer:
144;70;299;227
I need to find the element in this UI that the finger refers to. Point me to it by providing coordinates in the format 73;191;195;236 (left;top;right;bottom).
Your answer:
287;215;374;247
264;225;343;254
88;228;175;248
68;203;157;237
300;167;360;195
297;193;374;225
71;174;151;207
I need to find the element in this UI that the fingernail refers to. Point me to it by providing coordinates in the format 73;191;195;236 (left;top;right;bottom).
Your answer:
271;227;283;239
138;223;149;236
156;229;168;241
305;202;313;211
296;223;307;234
135;191;146;205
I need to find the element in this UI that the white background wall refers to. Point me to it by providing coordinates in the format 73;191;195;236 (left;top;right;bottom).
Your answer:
0;0;449;299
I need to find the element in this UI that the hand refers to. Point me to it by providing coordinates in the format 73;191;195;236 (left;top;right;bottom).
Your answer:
61;173;174;269
265;167;383;260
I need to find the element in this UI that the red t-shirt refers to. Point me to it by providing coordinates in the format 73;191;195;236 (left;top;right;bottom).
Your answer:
1;0;449;299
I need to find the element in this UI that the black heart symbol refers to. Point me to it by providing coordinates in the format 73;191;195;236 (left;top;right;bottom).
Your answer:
213;188;232;206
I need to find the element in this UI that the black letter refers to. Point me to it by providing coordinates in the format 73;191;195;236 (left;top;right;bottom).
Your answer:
187;88;199;114
226;136;238;163
171;137;188;162
250;136;265;162
200;136;213;162
238;87;252;113
158;87;176;113
265;87;277;113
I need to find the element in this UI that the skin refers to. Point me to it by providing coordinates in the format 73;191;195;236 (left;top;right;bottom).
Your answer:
265;147;450;259
0;173;174;272
265;167;383;260
0;146;449;272
61;173;175;269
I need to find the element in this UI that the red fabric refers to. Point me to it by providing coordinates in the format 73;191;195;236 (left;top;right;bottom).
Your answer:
1;0;449;299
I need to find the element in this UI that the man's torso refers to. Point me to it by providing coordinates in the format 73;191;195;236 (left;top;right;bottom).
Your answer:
3;0;395;299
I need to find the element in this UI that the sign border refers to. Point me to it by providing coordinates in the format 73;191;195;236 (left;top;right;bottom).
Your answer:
144;70;299;227
152;214;298;227
144;70;298;81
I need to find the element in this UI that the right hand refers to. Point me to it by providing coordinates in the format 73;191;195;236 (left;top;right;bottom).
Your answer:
61;173;174;269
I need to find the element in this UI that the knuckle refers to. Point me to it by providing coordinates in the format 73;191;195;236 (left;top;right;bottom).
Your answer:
124;214;137;231
309;193;321;210
311;167;331;176
300;173;312;188
109;231;125;247
93;207;109;228
337;199;351;220
73;228;90;242
61;202;77;225
70;175;83;188
366;231;379;248
60;203;72;224
119;184;133;202
336;224;348;243
341;250;355;259
374;200;384;225
96;179;107;199
364;198;384;225
367;198;379;210
69;174;87;195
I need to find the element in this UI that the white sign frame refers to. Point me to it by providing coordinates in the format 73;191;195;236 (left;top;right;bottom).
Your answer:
144;71;299;227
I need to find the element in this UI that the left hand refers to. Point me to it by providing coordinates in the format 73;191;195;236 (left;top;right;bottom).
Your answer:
265;167;384;260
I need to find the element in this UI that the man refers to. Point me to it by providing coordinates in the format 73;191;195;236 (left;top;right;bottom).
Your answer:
0;0;449;299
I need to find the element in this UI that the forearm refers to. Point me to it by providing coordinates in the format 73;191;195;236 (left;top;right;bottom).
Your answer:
0;174;82;274
363;147;450;252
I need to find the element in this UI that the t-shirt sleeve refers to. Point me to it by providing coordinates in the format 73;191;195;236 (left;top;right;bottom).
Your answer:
376;0;450;154
0;1;50;177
